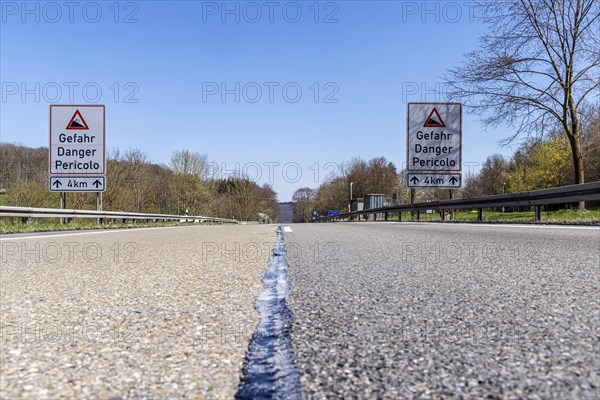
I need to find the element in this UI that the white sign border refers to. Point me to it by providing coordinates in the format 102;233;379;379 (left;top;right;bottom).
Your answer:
406;102;462;173
49;104;106;175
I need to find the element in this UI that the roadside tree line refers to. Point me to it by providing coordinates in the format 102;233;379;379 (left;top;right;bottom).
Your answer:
0;144;279;222
296;0;599;218
293;113;600;221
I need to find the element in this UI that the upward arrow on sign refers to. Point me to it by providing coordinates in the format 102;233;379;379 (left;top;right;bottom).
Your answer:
410;176;419;184
53;180;62;188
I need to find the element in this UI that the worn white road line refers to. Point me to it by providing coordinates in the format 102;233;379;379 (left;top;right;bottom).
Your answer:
283;226;293;232
235;226;303;399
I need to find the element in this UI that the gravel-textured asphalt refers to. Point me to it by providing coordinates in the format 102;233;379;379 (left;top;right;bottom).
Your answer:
285;223;600;399
1;224;277;399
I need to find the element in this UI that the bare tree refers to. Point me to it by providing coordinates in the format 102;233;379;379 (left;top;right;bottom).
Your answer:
479;154;510;195
581;105;600;181
256;183;280;222
341;157;398;199
292;187;316;222
170;150;210;179
0;143;48;189
104;148;154;212
445;0;599;209
292;187;316;202
312;177;349;215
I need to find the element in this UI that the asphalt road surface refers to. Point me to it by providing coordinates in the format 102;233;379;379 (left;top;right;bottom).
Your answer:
1;225;276;399
1;222;599;399
286;222;599;399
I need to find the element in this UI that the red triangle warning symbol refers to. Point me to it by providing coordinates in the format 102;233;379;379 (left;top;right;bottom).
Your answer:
66;110;89;130
423;107;445;128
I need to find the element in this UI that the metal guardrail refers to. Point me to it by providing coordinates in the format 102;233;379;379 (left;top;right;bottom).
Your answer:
316;182;600;223
0;206;238;224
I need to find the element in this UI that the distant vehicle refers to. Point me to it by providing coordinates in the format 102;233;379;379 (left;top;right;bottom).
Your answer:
328;210;340;216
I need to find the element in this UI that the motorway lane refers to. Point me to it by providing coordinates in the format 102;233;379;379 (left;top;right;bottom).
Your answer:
285;222;600;399
1;224;277;399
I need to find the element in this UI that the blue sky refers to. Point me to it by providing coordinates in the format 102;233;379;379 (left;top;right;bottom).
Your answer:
1;1;515;201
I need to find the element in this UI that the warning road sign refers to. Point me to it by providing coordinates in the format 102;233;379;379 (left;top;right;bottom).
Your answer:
66;110;89;130
50;105;105;175
423;107;445;127
407;103;461;173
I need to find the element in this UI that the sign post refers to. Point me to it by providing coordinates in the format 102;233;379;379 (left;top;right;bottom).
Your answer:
407;103;462;188
96;192;103;224
49;105;106;221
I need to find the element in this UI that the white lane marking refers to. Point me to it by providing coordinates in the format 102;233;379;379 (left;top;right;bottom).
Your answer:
0;226;189;241
283;226;293;232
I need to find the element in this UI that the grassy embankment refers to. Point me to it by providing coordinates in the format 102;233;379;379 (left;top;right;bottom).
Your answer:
383;208;600;224
0;218;192;234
